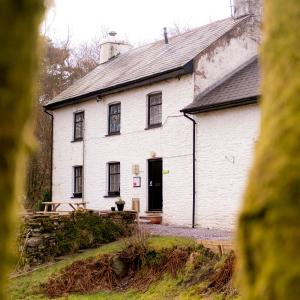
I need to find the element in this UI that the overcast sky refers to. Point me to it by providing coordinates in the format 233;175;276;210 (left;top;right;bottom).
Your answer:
43;0;232;46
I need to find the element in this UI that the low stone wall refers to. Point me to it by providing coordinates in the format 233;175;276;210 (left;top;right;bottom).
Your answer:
18;210;137;267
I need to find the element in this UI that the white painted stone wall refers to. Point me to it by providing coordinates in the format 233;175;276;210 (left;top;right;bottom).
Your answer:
194;27;258;96
194;104;260;229
52;19;261;229
52;75;195;225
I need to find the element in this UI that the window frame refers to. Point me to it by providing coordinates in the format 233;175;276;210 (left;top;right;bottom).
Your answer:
147;92;162;128
108;103;121;135
73;111;84;141
73;166;83;198
108;162;120;196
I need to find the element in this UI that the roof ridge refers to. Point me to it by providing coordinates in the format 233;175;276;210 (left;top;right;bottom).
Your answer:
114;16;248;55
46;15;255;108
194;55;258;101
81;16;251;83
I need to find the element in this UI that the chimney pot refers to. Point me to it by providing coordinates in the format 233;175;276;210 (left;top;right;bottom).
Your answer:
163;27;169;44
109;31;117;37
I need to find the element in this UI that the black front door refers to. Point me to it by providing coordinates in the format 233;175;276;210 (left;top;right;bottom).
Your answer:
148;159;163;211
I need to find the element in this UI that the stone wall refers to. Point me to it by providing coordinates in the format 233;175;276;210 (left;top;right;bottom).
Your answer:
19;211;136;267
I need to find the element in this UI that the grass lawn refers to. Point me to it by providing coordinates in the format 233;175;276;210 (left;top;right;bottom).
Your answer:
9;236;237;300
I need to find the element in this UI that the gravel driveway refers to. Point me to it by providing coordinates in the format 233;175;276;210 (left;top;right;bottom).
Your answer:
142;224;233;241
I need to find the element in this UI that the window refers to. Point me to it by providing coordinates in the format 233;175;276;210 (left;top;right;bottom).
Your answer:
108;162;120;196
108;103;121;134
73;166;83;198
148;93;162;127
74;112;84;141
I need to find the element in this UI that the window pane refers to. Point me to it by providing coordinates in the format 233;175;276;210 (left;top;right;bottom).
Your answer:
75;122;82;139
74;166;83;194
149;103;162;125
75;113;83;122
109;104;121;133
148;94;162;126
150;94;162;105
74;112;84;140
108;163;120;194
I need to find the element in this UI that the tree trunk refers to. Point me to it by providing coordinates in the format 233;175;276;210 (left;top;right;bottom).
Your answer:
238;0;300;299
0;0;45;297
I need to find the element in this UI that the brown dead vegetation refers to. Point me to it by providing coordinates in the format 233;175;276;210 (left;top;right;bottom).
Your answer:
200;251;237;298
43;245;193;298
43;235;236;299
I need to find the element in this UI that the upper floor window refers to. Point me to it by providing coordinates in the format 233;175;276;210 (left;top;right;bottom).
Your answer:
108;103;121;134
108;162;120;196
148;93;162;127
74;111;84;141
73;166;83;198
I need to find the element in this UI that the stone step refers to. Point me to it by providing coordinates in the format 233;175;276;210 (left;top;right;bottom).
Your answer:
139;214;162;224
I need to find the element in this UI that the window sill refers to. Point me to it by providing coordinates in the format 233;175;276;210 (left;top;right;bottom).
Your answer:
71;138;83;143
145;123;162;130
105;132;121;137
104;195;120;198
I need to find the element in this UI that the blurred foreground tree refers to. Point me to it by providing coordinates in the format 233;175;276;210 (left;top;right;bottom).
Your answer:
0;0;45;297
238;0;300;299
26;37;100;209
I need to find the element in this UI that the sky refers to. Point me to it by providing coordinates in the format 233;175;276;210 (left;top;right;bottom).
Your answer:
43;0;232;46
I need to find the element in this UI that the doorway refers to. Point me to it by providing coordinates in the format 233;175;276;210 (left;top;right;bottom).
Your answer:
148;158;163;211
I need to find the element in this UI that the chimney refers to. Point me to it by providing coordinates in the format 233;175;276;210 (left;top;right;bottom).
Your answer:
163;27;169;44
233;0;262;20
99;31;133;64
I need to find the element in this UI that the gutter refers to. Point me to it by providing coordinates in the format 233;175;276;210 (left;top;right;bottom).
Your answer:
183;113;196;228
182;96;259;114
44;109;53;202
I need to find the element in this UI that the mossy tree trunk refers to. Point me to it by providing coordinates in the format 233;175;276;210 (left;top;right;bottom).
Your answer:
238;0;300;299
0;0;45;297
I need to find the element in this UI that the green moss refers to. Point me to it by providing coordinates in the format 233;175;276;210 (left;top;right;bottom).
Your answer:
0;0;45;297
148;236;196;251
54;212;124;255
237;0;300;299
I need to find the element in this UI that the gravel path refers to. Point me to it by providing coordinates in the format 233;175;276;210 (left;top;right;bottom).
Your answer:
142;224;233;241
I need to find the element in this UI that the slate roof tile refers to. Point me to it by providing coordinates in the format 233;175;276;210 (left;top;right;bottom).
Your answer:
46;16;249;107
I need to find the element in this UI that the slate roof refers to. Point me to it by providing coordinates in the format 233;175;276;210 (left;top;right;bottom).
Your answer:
45;16;249;109
182;56;260;113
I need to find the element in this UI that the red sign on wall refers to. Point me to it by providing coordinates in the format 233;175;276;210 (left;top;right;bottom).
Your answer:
133;177;141;187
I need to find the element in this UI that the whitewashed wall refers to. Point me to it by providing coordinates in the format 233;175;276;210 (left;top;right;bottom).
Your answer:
194;104;260;230
52;75;195;225
194;26;258;96
52;20;261;229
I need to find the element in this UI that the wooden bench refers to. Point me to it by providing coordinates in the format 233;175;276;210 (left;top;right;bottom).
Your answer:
42;201;88;213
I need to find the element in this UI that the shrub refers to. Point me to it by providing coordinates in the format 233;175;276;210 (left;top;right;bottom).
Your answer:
55;211;125;255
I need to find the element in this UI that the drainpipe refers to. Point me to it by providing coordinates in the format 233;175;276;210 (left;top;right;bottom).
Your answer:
183;113;196;228
44;109;53;202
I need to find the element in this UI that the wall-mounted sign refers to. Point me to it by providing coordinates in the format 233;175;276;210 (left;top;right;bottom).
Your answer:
163;170;170;175
133;176;141;187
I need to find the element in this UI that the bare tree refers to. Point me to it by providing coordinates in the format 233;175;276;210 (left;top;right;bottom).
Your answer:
168;22;191;36
25;35;102;209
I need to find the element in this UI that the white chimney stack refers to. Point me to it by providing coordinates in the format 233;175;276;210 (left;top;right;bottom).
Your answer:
99;31;133;64
233;0;262;20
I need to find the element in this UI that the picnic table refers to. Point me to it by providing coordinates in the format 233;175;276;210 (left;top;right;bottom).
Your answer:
42;201;88;213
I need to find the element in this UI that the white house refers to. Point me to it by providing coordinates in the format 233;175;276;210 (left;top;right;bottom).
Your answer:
45;0;262;230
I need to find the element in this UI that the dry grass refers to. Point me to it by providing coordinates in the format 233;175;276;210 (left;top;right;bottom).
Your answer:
43;230;195;298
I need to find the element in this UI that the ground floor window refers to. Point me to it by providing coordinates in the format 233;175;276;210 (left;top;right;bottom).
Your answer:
73;166;83;197
108;162;120;196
